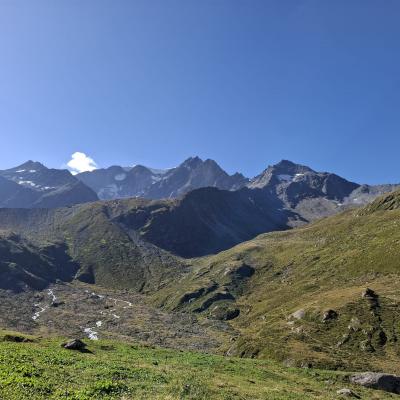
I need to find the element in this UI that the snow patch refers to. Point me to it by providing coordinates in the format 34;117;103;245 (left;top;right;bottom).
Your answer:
98;184;120;199
110;297;133;309
149;168;168;175
151;175;163;183
32;304;48;321
18;180;38;187
277;174;293;182
84;327;99;340
114;173;126;181
91;292;104;299
48;289;57;303
293;173;305;182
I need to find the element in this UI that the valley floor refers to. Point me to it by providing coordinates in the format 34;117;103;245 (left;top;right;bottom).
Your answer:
0;282;231;353
0;331;396;400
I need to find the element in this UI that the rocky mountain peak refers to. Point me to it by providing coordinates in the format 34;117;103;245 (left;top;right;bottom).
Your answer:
249;160;320;189
130;165;153;174
271;160;314;175
247;160;362;216
181;156;203;169
8;160;47;172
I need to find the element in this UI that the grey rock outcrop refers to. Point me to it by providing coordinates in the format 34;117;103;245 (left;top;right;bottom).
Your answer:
350;372;400;394
63;339;87;351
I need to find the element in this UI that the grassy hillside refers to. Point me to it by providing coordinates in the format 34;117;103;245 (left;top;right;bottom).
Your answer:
0;330;395;400
0;187;292;292
0;200;186;292
154;191;400;372
0;231;78;291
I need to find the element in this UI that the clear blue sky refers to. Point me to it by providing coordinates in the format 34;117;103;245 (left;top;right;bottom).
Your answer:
0;0;399;183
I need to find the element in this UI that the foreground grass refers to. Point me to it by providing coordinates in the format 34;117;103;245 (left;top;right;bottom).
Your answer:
0;331;395;399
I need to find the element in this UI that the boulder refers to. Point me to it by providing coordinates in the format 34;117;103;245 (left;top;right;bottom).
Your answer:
322;309;338;322
362;288;379;309
290;309;305;320
350;372;400;394
51;301;65;308
3;334;32;343
360;339;375;353
63;339;87;351
362;288;378;299
336;388;360;398
348;317;361;332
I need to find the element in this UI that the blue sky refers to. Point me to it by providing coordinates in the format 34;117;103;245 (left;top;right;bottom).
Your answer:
0;1;399;183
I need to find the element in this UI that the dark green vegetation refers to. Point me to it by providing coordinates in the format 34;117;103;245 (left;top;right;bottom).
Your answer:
0;331;395;399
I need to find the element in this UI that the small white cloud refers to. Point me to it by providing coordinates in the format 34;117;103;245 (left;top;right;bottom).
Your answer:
67;152;98;175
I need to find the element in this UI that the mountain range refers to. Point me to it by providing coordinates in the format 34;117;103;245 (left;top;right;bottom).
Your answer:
1;157;398;224
77;156;248;200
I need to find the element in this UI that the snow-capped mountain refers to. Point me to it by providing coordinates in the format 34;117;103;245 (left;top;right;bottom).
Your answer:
1;161;76;190
76;164;170;200
77;156;248;200
0;158;398;217
0;161;98;208
247;160;400;222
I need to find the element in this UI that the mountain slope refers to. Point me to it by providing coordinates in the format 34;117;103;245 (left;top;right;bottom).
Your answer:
0;203;186;292
0;183;293;254
0;231;78;292
0;185;293;291
154;190;400;373
115;187;294;257
0;176;39;208
0;161;98;208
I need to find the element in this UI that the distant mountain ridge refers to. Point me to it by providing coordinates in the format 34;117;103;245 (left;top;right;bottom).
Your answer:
0;157;398;218
77;156;248;200
247;159;400;222
0;161;98;208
